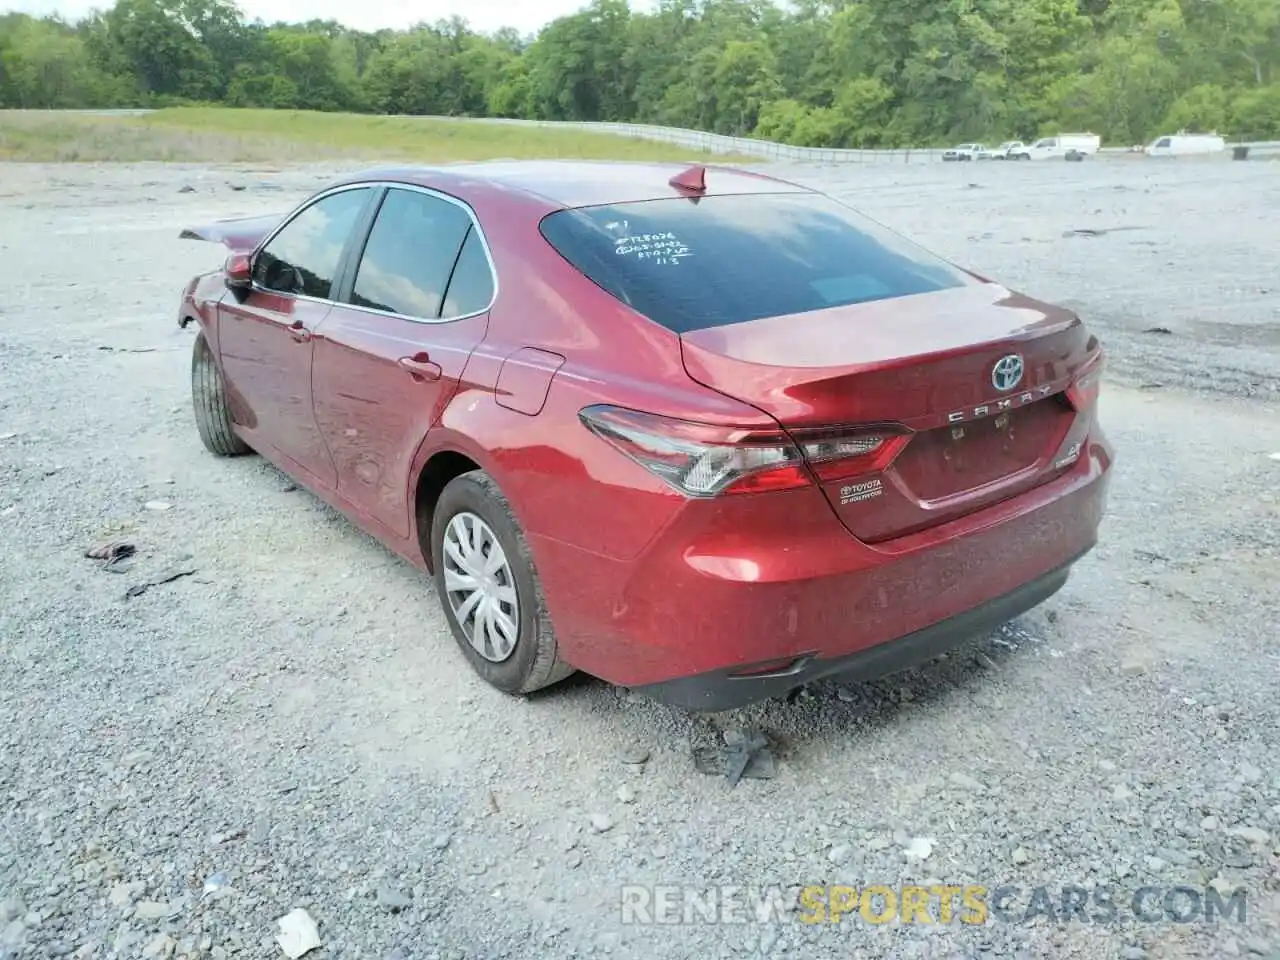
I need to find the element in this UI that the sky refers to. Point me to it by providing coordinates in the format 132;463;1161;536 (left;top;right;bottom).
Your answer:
3;0;648;35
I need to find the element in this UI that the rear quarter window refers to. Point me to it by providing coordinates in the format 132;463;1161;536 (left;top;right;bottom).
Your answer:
538;192;975;333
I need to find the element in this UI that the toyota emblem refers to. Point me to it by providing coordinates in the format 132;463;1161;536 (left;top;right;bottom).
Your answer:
991;354;1025;392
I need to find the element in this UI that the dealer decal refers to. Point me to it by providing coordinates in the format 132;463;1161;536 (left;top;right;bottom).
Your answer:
840;478;884;505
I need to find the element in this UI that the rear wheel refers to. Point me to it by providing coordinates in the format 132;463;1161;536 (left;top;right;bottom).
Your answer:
431;470;574;695
191;333;251;457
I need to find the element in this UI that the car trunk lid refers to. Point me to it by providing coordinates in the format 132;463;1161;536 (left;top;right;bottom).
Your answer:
679;283;1100;543
178;213;283;252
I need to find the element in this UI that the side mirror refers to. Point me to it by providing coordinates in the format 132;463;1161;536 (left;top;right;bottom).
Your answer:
225;253;252;291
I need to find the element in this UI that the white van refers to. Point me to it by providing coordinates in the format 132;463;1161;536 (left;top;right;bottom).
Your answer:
1144;132;1226;157
1009;133;1102;160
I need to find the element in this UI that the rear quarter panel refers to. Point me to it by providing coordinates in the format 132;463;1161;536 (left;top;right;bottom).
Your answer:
416;190;775;561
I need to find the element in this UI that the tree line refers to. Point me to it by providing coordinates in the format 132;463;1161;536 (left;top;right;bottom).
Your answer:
1;0;1278;147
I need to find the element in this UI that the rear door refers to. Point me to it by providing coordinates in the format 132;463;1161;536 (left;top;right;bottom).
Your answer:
311;185;495;538
539;191;1101;544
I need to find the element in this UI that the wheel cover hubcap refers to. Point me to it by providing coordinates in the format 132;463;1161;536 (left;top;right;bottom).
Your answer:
442;511;520;662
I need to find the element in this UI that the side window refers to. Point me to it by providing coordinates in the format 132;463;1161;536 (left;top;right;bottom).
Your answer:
254;188;370;298
1156;137;1171;148
350;188;472;318
441;227;496;318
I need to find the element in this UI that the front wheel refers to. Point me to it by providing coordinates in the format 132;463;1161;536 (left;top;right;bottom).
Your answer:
431;470;574;695
191;333;251;457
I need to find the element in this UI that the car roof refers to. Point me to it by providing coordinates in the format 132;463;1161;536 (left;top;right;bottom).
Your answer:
329;160;813;212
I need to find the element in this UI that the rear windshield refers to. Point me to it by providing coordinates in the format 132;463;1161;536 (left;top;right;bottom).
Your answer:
538;192;974;333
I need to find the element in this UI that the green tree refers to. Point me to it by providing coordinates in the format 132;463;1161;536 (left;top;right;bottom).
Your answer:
1162;83;1231;133
0;16;122;108
102;0;220;98
1232;84;1280;138
711;39;782;134
523;0;632;121
264;28;357;111
5;0;1280;146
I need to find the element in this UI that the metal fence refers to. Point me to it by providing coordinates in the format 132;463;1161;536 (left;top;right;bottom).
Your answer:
393;116;1280;163
394;116;948;162
34;109;1280;162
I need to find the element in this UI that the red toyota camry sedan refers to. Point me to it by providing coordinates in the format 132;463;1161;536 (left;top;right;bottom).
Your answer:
176;161;1112;711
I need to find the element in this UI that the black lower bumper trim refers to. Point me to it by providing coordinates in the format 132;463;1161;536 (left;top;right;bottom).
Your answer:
634;552;1086;712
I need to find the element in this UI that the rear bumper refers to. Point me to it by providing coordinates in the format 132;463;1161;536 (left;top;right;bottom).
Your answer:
530;431;1112;706
635;549;1081;711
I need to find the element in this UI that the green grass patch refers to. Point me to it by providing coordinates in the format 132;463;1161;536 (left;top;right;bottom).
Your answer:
0;110;331;162
0;107;750;164
144;107;746;161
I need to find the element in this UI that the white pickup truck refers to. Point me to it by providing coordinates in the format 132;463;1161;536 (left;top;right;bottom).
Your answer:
1008;134;1102;160
942;143;988;161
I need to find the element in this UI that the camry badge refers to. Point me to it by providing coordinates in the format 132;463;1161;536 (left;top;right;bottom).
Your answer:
991;354;1025;392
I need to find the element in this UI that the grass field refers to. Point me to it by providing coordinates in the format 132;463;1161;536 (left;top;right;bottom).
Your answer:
0;107;744;163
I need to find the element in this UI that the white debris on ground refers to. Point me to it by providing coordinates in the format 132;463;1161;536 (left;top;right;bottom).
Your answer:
274;908;321;959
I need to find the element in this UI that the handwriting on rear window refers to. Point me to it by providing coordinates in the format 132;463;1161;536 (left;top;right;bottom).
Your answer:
614;232;692;266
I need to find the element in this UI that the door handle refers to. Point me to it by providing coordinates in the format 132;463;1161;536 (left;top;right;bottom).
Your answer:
288;320;311;343
399;352;442;381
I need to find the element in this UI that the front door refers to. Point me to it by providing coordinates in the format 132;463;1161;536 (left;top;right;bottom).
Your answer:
217;186;375;488
312;186;496;538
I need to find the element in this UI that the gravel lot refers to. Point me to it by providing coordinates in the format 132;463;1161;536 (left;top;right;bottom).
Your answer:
1;158;1278;960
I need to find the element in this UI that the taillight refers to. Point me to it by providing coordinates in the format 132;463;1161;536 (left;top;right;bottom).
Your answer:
788;425;911;483
579;405;911;498
579;405;807;496
1067;354;1104;410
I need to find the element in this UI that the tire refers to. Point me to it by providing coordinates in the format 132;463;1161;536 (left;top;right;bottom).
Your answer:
431;470;574;695
191;333;251;457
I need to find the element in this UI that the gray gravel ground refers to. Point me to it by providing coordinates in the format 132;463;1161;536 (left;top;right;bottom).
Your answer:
800;155;1280;400
1;159;1278;960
